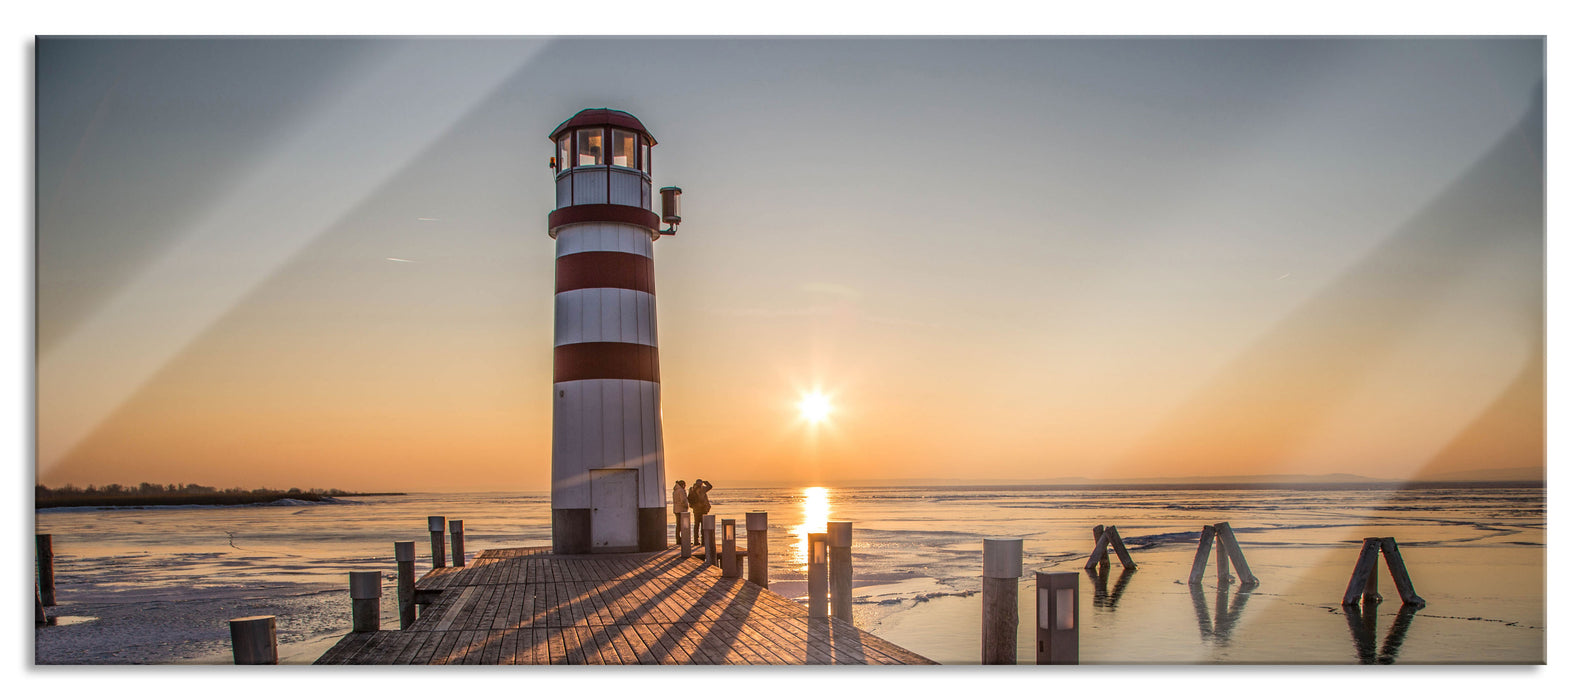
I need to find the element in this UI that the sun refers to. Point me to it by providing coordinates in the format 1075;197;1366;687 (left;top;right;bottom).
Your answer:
798;391;833;424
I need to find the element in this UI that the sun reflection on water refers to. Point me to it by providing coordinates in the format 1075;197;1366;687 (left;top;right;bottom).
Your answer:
788;486;830;569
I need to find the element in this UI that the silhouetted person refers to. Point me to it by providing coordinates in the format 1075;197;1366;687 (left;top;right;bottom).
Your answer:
687;479;712;543
672;479;688;545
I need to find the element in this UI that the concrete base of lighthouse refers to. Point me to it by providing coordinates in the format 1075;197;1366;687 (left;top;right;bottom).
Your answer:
552;507;669;555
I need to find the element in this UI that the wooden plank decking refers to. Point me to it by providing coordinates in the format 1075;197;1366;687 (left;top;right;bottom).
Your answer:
315;546;935;665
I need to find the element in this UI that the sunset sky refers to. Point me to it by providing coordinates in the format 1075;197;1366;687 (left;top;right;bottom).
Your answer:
35;37;1544;492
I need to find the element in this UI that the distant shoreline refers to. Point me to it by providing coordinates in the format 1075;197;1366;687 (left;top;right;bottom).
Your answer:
886;480;1547;492
699;480;1547;492
33;492;406;509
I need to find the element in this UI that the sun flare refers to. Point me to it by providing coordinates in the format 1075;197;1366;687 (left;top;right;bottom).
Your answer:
798;392;833;424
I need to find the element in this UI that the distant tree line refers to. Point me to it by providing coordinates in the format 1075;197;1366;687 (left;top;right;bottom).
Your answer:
33;482;393;508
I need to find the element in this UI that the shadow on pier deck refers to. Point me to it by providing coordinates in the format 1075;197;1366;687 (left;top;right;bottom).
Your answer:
315;546;934;665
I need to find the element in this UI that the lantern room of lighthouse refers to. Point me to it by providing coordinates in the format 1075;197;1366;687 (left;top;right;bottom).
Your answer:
546;108;678;555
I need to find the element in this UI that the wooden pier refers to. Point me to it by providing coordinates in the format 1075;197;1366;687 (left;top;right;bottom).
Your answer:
315;546;934;665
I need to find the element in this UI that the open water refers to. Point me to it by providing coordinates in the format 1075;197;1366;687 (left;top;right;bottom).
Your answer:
33;485;1545;664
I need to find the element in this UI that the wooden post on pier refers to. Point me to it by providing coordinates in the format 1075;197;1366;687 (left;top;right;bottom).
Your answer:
828;521;854;622
746;511;768;587
807;532;828;619
1035;571;1079;664
678;511;692;550
36;534;56;606
702;515;717;567
1083;525;1136;570
394;541;416;629
229;615;279;664
1344;537;1425;607
721;519;740;578
982;538;1021;665
36;584;48;626
428;516;447;569
349;571;382;633
448;520;465;568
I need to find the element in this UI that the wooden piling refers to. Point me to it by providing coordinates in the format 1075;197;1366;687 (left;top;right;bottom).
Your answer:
1379;538;1425;607
1216;536;1231;582
428;516;447;569
981;538;1021;665
36;584;48;626
349;571;382;633
1212;522;1256;584
827;521;854;622
229;615;279;664
721;519;740;578
807;532;828;619
1092;525;1109;567
1188;525;1215;584
1083;528;1111;570
1105;526;1137;569
1085;525;1137;571
746;511;769;587
702;515;717;568
36;534;56;607
1035;571;1079;664
1366;555;1382;602
678;511;692;550
394;541;416;629
448;519;465;568
1342;538;1383;606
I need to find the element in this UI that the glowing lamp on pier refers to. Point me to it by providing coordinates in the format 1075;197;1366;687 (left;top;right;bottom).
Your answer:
1035;571;1079;664
547;108;684;554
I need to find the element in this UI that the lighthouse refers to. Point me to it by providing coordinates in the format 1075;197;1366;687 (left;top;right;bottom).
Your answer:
547;108;681;554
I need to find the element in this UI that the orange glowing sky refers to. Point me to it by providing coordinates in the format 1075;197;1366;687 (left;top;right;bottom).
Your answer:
36;38;1544;492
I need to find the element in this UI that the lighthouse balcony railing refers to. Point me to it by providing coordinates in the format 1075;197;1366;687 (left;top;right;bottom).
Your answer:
556;166;651;210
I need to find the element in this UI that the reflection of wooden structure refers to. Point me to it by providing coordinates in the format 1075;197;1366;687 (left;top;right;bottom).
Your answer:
1342;537;1425;607
1188;522;1258;585
1085;565;1135;609
1189;581;1256;644
1344;600;1420;664
1083;525;1137;570
319;547;934;665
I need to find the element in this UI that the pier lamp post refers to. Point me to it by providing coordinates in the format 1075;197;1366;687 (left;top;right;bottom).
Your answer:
808;533;829;619
1036;571;1079;664
721;519;740;578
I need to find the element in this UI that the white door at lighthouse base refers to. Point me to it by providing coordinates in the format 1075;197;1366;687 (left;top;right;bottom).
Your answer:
589;468;639;553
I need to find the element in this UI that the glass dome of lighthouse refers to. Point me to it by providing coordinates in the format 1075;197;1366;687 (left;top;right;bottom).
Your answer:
550;108;658;221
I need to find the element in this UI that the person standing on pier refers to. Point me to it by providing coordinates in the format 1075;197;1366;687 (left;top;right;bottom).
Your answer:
688;479;713;543
673;480;689;545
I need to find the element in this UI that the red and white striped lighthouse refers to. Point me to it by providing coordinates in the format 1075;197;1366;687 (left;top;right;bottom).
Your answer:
547;108;681;554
